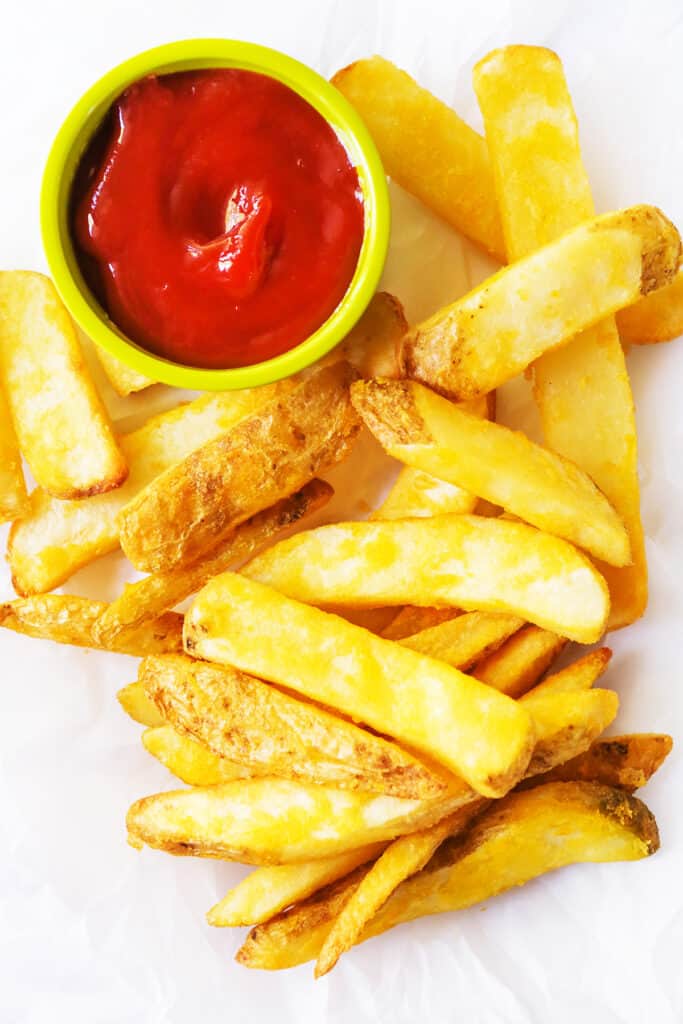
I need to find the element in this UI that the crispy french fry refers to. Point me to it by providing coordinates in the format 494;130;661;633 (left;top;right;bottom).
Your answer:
400;206;680;400
242;518;610;643
525;734;673;792
617;270;683;345
380;606;458;640
237;781;659;970
8;380;296;596
95;346;156;396
398;611;523;670
185;573;535;797
95;480;333;644
126;778;464;865
117;682;164;727
142;725;254;786
527;648;612;697
334;291;406;377
140;654;452;799
0;595;182;655
353;379;631;566
473;625;567;697
520;689;618;777
0;272;127;499
331;56;505;260
119;363;360;573
372;467;475;520
207;844;387;927
473;46;648;630
0;382;27;522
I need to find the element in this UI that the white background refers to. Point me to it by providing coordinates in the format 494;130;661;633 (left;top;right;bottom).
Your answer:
2;1;683;1021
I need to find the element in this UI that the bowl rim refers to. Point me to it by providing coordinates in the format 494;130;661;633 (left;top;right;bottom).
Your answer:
40;38;390;391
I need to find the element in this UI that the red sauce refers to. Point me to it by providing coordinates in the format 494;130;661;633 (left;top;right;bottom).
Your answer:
72;69;365;368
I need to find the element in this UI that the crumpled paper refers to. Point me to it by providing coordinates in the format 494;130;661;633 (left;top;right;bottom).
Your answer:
2;0;683;1020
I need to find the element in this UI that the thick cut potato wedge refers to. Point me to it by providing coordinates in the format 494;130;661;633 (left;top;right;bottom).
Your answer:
96;480;332;644
140;654;452;800
117;682;164;727
473;625;566;697
398;611;523;670
237;781;659;970
185;573;535;797
331;57;505;260
142;725;254;786
372;467;475;520
241;518;610;643
617;270;683;345
8;379;296;596
473;46;647;630
0;595;182;655
207;845;387;927
353;379;631;566
119;363;360;573
527;648;611;697
0;272;127;499
380;606;458;640
520;689;618;776
95;347;156;396
0;382;27;522
525;734;673;792
126;778;465;864
400;205;680;400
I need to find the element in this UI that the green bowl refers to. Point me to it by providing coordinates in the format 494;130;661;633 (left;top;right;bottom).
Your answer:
41;39;390;391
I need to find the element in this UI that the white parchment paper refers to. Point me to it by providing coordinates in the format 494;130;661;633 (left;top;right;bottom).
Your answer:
2;1;683;1021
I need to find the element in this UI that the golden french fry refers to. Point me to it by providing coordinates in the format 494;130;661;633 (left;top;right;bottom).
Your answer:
372;467;475;520
0;272;127;499
95;480;333;644
473;625;567;697
380;606;458;640
473;46;648;630
185;573;535;797
0;382;27;522
329;606;399;633
334;291;406;377
520;689;618;777
353;379;631;566
95;346;156;396
8;380;296;596
126;777;464;865
398;611;523;670
207;844;387;927
400;206;680;400
241;518;610;643
237;781;659;970
140;654;452;799
525;734;673;792
119;363;360;573
0;594;182;655
117;682;164;727
142;725;254;786
617;270;683;345
331;56;505;260
527;648;612;697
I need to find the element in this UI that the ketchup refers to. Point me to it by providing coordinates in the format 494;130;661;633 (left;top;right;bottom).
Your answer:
72;69;365;369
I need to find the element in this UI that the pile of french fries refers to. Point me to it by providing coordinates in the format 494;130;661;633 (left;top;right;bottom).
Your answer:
1;45;681;977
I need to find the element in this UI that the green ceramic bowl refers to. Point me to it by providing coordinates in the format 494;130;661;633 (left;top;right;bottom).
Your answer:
41;39;390;391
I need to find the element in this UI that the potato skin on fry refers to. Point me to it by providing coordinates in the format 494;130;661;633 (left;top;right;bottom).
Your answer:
119;362;361;573
523;734;673;793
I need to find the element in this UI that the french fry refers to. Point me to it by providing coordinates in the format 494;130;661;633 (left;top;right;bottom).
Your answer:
0;382;28;522
241;518;610;643
473;625;567;697
330;606;399;634
119;363;361;573
334;291;406;377
237;781;659;970
0;594;182;655
95;480;333;644
0;272;127;499
8;379;296;596
400;206;680;400
380;606;458;640
185;573;535;797
398;611;523;670
526;648;612;697
520;689;618;777
207;845;387;927
617;270;683;345
353;379;631;566
140;654;452;799
95;346;156;396
525;734;673;792
126;777;465;865
117;682;164;727
142;725;255;786
473;46;648;630
372;467;475;520
331;56;505;260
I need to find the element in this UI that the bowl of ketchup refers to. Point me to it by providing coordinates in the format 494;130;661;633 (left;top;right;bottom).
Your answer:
41;39;390;390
